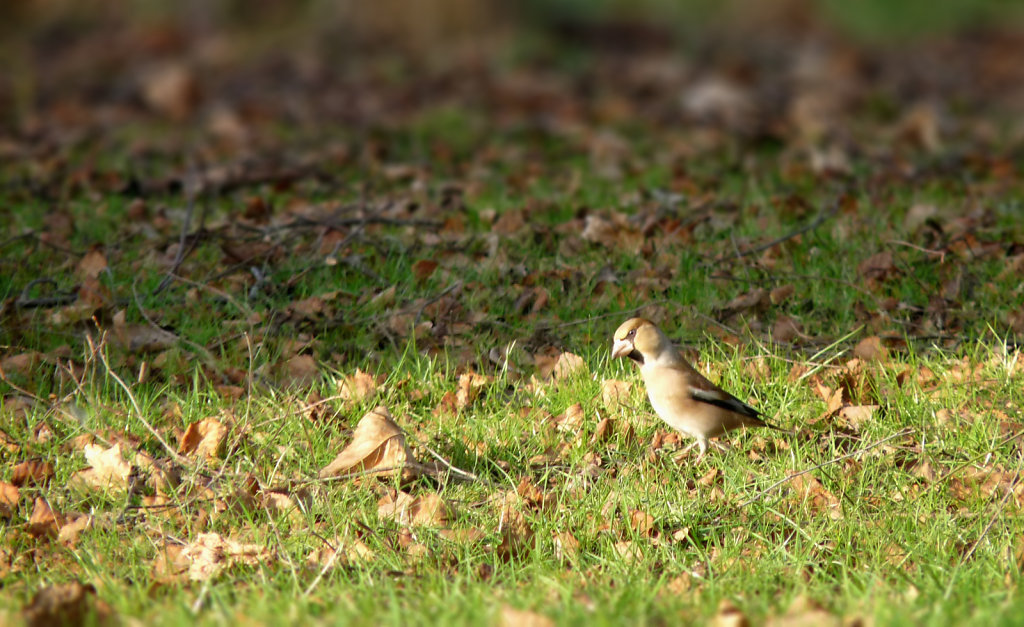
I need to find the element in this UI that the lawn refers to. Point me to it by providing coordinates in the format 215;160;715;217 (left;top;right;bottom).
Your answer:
2;1;1024;625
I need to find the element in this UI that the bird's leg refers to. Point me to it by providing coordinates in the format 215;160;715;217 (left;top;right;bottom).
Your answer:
694;438;709;462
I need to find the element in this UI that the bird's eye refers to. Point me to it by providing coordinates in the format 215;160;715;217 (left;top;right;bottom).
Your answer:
626;329;636;339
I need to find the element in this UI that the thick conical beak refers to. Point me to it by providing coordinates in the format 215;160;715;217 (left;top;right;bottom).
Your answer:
611;338;633;360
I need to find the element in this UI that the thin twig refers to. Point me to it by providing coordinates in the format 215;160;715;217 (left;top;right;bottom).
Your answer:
88;333;188;465
717;199;839;262
154;171;205;295
732;427;915;511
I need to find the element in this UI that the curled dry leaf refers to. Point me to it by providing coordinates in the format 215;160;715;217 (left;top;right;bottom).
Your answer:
306;538;376;568
499;606;554;627
456;372;490;408
319;406;417;480
11;460;54;487
58;514;94;547
551;403;585;433
282;354;319;388
552;531;579;562
338;368;384;405
711;599;749;627
377;491;451;527
788;472;842;519
534;350;587;381
765;594;843;627
70;443;131;492
22;581;114;627
837;405;879;429
178;417;227;462
601;379;632;411
76;249;108;279
853;336;888;362
28;498;65;538
180;532;274;582
0;481;19;519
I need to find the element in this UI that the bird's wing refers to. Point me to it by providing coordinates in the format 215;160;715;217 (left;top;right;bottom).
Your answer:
674;362;775;426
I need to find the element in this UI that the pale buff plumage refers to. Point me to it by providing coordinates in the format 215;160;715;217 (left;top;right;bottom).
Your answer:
611;317;778;459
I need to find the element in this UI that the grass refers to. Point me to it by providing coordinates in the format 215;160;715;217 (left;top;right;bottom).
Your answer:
4;5;1024;625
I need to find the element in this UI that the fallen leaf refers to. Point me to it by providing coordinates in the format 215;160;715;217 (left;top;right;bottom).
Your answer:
853;336;888;362
178;417;227;462
377;491;451;527
58;514;94;546
339;368;384;405
455;372;489;409
319;406;417;480
22;581;114;627
70;443;131;492
711;599;749;627
551;531;579;562
765;594;842;627
499;606;554;627
28;498;64;538
10;460;54;487
0;481;19;519
552;352;587;380
551;403;585;433
838;404;879;429
180;532;273;581
282;354;319;387
77;249;108;279
0;352;42;378
601;379;632;410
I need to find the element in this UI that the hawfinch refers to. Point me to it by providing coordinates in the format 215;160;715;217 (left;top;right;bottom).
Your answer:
611;317;778;459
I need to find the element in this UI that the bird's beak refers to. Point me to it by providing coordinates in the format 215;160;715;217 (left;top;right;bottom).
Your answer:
611;338;633;360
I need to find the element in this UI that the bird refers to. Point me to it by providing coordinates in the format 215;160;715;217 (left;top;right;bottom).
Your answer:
611;317;779;460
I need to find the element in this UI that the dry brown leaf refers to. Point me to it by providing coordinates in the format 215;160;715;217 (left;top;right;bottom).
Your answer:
553;352;587;380
282;354;319;387
853;336;888;362
319;406;416;479
23;581;114;627
765;595;842;627
439;528;486;544
551;403;585;433
456;372;490;409
711;599;749;627
601;379;632;410
338;368;384;405
581;213;642;252
837;405;879;429
858;251;895;282
412;259;439;280
770;284;796;305
28;498;64;538
58;514;94;547
178;417;227;462
788;473;841;519
0;481;19;519
141;62;200;120
552;531;579;562
70;443;132;492
499;606;554;627
613;540;643;563
719;288;768;318
77;249;108;279
10;460;54;487
377;491;451;527
180;532;274;581
0;352;42;378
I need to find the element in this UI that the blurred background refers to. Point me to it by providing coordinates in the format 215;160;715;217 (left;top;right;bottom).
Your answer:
3;0;1024;184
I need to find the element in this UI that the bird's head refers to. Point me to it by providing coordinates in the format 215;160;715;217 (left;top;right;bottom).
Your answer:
611;317;665;365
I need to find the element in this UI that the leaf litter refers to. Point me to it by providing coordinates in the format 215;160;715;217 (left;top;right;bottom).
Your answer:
2;1;1024;625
